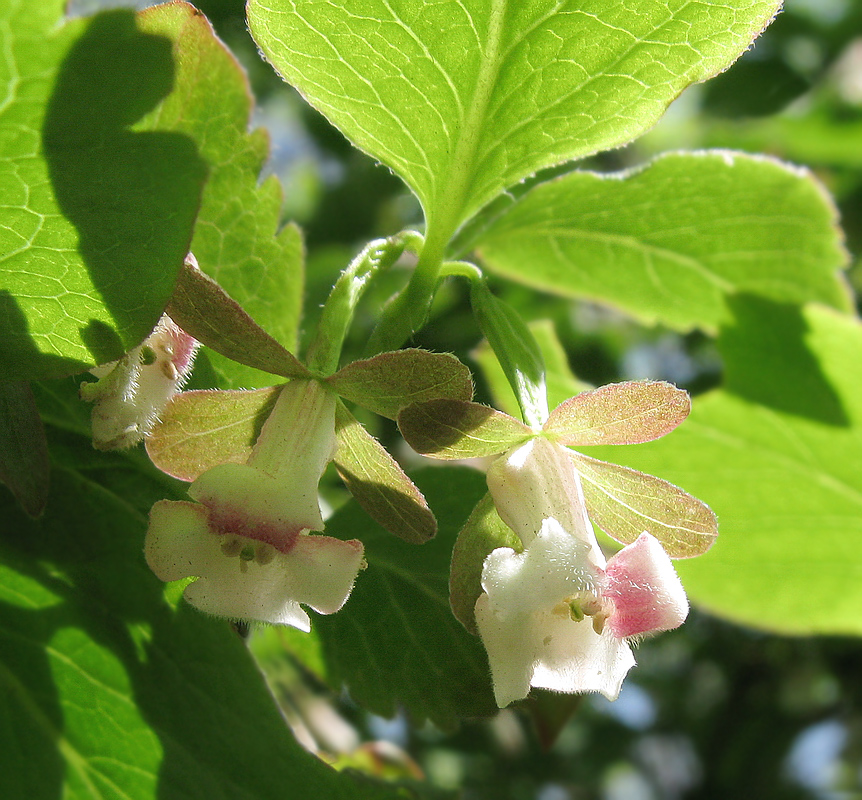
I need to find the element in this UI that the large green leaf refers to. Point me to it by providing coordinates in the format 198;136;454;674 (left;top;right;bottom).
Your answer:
0;1;207;379
248;0;780;240
137;3;304;389
313;467;498;728
0;424;418;799
583;298;862;635
474;151;851;331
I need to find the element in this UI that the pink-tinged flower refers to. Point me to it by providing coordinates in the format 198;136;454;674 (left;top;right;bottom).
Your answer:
145;379;364;629
476;437;687;707
81;313;199;450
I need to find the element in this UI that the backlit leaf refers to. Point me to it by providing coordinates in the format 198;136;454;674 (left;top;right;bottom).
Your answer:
146;388;279;482
544;381;689;447
248;0;780;239
475;151;850;331
571;451;717;558
328;349;473;420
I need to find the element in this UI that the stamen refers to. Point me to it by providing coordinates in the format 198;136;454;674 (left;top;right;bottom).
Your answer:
255;544;275;566
139;346;157;366
221;537;243;557
568;600;585;622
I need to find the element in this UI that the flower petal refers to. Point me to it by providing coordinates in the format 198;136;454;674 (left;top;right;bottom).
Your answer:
189;462;324;551
144;500;364;629
474;593;538;707
481;518;597;617
275;534;365;615
604;532;689;638
83;315;199;450
146;499;217;582
530;611;635;700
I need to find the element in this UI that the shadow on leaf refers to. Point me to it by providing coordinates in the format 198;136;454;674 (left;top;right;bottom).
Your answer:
41;10;206;368
719;295;849;427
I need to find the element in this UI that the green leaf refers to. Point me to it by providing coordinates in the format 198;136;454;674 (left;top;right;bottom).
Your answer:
1;3;207;379
334;400;436;544
398;399;532;460
473;319;591;418
166;255;310;380
584;298;862;635
475;151;851;331
449;492;521;635
146;388;279;482
248;0;780;239
544;380;690;446
571;451;717;559
470;281;548;427
327;349;474;420
0;427;407;799
138;3;305;390
0;381;49;518
315;467;499;728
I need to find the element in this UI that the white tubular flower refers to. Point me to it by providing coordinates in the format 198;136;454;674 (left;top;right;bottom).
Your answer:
478;438;688;707
475;517;635;707
81;313;199;450
145;379;364;629
486;437;604;562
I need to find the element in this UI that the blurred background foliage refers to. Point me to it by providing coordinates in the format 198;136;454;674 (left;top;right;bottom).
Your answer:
70;0;862;796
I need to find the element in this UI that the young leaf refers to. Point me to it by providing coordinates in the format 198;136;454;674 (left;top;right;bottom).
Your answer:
307;235;418;374
473;319;591;418
138;2;305;389
334;401;436;544
544;381;690;447
0;381;50;517
146;388;279;482
248;0;780;238
167;255;310;380
474;151;851;332
471;281;548;427
571;451;717;558
1;2;207;378
596;299;862;635
327;349;473;420
398;399;532;460
0;433;408;800
449;492;522;635
313;467;499;728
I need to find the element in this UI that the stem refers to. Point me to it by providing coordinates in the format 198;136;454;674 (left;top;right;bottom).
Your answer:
363;223;450;356
439;260;484;283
